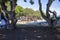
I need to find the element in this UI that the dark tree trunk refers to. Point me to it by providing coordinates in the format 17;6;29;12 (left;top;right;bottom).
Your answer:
0;0;17;29
10;11;17;29
38;0;55;27
9;0;17;29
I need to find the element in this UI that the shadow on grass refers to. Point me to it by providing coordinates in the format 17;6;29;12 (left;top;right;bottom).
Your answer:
0;24;60;40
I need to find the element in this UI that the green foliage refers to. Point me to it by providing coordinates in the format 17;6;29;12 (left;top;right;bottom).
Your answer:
0;0;41;19
23;8;41;19
5;1;11;11
15;6;23;17
14;7;41;19
23;8;34;16
33;11;41;18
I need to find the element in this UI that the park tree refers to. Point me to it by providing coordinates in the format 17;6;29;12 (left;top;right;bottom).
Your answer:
38;0;60;27
24;0;60;27
23;8;41;20
23;8;34;16
15;6;23;17
33;11;41;19
0;0;17;29
0;0;60;29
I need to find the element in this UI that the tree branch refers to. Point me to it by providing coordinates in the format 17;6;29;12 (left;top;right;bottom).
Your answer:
38;0;47;20
46;0;55;18
49;10;57;18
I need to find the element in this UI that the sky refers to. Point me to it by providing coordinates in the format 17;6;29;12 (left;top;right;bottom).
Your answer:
17;0;60;16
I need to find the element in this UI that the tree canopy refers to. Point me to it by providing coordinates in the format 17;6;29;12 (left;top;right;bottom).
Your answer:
15;6;23;17
0;0;60;29
14;6;42;19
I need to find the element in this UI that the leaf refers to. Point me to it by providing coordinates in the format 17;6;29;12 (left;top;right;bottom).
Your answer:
29;0;34;5
24;0;27;2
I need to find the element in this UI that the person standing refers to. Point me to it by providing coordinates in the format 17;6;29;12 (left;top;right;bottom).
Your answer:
1;13;7;29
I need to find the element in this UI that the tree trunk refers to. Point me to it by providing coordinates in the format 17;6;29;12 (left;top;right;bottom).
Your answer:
8;11;17;29
38;0;55;27
9;0;17;29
